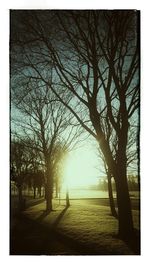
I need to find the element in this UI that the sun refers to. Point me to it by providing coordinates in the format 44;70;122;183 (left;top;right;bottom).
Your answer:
63;147;99;189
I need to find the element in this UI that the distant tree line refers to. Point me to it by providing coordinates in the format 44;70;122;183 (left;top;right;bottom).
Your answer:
97;175;139;192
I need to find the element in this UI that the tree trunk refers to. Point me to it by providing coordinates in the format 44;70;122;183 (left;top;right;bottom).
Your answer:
55;179;59;198
46;191;53;212
38;186;42;197
66;188;70;207
44;185;47;199
18;185;24;211
45;184;53;212
34;187;36;199
33;186;36;199
18;186;22;203
107;171;118;218
28;185;30;196
115;164;134;239
45;166;53;212
59;187;61;205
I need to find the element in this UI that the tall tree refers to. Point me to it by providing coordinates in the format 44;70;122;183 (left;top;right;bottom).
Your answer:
11;78;81;211
98;114;138;219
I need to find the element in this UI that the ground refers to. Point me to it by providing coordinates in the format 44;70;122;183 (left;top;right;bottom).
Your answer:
10;197;140;255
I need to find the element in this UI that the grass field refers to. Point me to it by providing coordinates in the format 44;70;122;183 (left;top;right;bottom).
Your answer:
13;197;140;255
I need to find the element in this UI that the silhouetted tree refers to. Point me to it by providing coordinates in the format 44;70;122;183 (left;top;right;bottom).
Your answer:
12;82;69;211
11;78;81;211
98;116;138;219
11;140;32;209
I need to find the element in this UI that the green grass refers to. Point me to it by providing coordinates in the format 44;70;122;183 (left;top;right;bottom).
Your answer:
22;199;140;255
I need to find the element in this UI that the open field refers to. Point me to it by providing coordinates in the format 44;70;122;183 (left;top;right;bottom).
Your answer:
10;196;140;255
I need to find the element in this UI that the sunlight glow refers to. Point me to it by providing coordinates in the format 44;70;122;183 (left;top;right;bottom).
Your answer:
63;147;99;189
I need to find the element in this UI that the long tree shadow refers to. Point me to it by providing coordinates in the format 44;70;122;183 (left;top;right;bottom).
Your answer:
26;198;45;209
52;206;69;228
36;205;69;223
36;210;51;222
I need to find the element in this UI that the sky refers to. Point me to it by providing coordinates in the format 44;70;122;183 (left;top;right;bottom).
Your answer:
63;144;103;188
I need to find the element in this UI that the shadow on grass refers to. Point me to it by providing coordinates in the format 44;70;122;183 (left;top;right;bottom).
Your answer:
34;206;108;254
11;210;98;255
52;206;69;228
25;198;45;208
11;203;140;255
36;205;69;223
11;214;140;255
34;206;104;254
11;196;46;217
36;210;52;222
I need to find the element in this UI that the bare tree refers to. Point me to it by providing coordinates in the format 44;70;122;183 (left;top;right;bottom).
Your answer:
11;139;33;210
10;10;140;238
11;78;81;211
98;113;138;219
